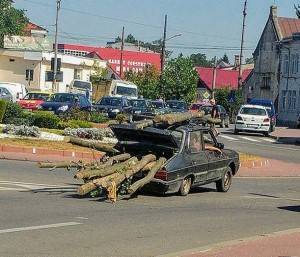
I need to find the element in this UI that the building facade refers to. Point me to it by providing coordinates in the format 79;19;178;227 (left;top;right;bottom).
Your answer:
245;5;300;112
277;33;300;127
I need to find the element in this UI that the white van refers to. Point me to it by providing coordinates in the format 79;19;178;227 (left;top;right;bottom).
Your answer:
69;79;92;102
0;82;28;102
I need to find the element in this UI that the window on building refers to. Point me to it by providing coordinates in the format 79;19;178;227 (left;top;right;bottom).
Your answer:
292;90;297;109
296;54;299;74
288;91;292;110
291;54;295;74
25;69;34;81
262;76;271;88
282;90;287;110
283;54;289;74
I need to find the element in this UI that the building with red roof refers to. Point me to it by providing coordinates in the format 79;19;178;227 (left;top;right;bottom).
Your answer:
245;5;300;112
195;67;252;101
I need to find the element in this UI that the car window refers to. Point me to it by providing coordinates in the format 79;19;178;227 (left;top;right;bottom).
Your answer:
171;130;183;147
203;130;214;145
189;131;202;153
240;107;267;116
218;106;226;113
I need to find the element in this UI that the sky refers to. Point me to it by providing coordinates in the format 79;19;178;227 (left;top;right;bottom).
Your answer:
13;0;297;64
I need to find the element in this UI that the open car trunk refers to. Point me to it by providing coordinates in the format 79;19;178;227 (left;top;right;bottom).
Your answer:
109;124;180;159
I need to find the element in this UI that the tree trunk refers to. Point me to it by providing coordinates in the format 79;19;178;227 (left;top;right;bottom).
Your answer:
153;111;205;125
127;157;166;195
37;161;84;169
74;156;138;180
112;154;156;187
64;136;119;155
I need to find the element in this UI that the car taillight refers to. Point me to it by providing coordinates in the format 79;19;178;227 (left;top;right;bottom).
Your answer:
154;169;168;181
263;117;270;122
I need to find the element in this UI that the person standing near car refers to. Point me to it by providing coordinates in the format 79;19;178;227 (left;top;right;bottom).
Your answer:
209;98;220;136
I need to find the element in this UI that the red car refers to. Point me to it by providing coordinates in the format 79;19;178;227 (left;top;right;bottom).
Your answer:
189;101;209;113
17;92;52;111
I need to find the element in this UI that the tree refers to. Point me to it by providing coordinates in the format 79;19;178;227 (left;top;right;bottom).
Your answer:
221;53;230;64
123;64;161;99
245;57;254;64
0;0;29;48
162;55;199;104
189;53;211;67
295;4;300;18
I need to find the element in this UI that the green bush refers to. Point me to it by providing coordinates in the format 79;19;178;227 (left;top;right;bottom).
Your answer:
2;102;24;124
59;106;90;121
0;100;8;122
57;121;80;130
116;113;127;124
32;111;60;129
90;111;109;123
57;119;93;129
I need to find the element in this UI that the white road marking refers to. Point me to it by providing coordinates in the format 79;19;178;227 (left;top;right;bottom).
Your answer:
0;181;76;191
260;137;277;142
239;136;261;142
0;222;81;234
218;135;239;140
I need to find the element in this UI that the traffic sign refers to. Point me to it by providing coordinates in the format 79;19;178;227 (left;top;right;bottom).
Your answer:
228;90;236;103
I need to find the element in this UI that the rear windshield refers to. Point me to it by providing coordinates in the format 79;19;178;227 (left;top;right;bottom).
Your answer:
240;107;267;116
99;98;122;106
24;93;50;100
49;94;75;102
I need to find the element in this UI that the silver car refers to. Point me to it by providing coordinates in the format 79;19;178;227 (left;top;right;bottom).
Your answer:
0;87;13;102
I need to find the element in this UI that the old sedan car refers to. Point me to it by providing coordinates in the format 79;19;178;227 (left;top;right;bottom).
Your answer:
110;122;240;196
166;100;188;113
38;93;91;114
17;91;52;111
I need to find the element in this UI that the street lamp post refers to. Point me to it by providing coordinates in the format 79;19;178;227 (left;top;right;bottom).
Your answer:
53;0;61;93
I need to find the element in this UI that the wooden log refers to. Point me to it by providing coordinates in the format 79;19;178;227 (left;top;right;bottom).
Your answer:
140;161;157;172
133;120;154;130
127;157;166;195
153;111;205;125
202;114;221;124
64;136;119;155
112;154;156;187
77;173;119;196
74;156;138;180
37;161;83;169
74;153;131;179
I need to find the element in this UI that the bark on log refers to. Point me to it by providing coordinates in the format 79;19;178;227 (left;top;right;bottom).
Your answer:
64;136;119;155
127;157;166;195
202;114;221;124
140;161;157;172
37;161;83;169
112;154;156;187
133;120;154;130
77;173;119;196
153;111;205;125
74;156;138;180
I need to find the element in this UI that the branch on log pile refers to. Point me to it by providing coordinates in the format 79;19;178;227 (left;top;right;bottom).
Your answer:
64;136;119;155
76;157;138;195
75;156;137;180
133;120;154;130
37;161;91;170
153;111;205;125
127;157;166;195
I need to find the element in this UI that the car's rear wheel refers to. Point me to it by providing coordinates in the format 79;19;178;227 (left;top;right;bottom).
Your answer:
179;176;192;196
216;168;232;192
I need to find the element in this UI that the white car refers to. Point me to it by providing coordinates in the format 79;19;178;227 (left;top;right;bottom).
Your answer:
234;104;271;137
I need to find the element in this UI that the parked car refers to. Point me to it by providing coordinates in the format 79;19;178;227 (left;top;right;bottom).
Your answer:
150;100;171;115
166;100;188;113
234;104;271;137
129;98;154;121
248;99;276;132
189;101;208;113
0;82;27;102
110;122;240;196
93;96;132;119
0;87;13;102
199;104;229;128
38;93;91;114
17;91;52;111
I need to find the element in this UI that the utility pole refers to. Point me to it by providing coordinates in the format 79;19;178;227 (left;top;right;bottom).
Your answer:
238;0;247;90
120;26;125;79
212;56;217;99
161;15;167;73
53;0;61;93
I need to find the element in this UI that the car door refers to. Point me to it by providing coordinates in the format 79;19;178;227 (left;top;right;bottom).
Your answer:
203;130;225;180
188;131;209;183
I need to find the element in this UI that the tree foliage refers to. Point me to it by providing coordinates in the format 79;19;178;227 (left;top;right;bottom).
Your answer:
0;0;29;48
189;53;212;67
162;56;198;104
221;53;230;64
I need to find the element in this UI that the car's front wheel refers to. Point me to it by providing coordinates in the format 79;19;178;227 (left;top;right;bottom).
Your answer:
179;176;192;196
216;168;232;192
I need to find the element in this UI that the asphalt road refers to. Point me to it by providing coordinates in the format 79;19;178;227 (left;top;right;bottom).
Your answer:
0;159;299;257
217;125;300;163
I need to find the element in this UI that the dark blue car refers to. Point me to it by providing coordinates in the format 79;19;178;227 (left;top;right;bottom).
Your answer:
38;93;91;114
93;96;132;119
166;100;188;113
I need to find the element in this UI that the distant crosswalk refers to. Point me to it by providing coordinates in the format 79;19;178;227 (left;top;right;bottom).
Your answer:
218;134;277;143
